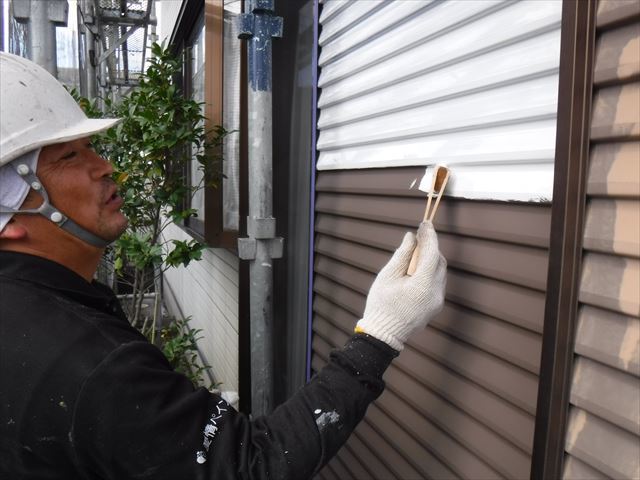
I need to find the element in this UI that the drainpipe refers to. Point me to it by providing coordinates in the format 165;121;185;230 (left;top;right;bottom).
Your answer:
10;0;68;76
237;0;284;416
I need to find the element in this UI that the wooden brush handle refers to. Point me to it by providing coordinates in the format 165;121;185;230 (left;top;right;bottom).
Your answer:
407;168;450;276
407;242;421;276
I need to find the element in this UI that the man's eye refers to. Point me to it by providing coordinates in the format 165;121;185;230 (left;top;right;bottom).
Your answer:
61;151;77;160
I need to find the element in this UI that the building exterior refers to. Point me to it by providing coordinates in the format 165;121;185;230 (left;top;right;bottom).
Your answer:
155;0;639;478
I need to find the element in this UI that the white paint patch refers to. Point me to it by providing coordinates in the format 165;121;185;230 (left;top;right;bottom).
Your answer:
565;408;587;450
315;410;340;432
619;320;640;372
314;408;321;414
417;163;554;202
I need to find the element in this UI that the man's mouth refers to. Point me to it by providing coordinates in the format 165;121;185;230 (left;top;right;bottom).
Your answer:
105;187;122;206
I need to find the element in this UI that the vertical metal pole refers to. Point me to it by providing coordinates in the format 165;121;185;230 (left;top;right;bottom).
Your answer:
12;0;68;76
0;0;5;52
237;0;284;417
29;0;58;74
78;0;97;100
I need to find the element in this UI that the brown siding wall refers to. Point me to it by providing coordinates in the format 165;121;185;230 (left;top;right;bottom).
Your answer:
563;1;640;479
312;167;551;479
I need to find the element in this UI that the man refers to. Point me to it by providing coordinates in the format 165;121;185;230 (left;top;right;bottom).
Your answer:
0;52;447;479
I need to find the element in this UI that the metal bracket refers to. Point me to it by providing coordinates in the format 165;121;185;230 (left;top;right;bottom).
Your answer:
238;237;283;260
11;0;31;22
48;0;69;26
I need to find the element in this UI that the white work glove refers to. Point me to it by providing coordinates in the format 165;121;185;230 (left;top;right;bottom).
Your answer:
355;221;447;351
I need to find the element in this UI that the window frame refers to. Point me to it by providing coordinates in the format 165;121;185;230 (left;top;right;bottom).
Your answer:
171;0;239;249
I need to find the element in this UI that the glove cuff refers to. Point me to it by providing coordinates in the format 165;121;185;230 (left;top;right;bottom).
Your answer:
355;318;405;352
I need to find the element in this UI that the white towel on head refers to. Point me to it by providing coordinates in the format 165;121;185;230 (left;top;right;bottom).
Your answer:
0;148;41;232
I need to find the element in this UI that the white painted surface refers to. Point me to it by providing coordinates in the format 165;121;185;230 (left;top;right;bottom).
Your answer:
316;0;563;201
157;0;184;45
162;222;240;392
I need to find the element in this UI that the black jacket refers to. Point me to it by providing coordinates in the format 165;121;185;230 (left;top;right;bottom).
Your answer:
0;251;397;479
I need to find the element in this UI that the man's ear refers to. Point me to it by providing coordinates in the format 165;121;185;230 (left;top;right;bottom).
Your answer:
0;221;28;240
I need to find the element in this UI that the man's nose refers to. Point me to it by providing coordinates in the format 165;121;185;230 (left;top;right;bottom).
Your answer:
91;152;114;178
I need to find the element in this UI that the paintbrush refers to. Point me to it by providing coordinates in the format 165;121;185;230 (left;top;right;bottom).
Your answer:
407;165;450;276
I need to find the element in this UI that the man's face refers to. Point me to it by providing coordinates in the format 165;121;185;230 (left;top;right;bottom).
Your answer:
34;137;128;242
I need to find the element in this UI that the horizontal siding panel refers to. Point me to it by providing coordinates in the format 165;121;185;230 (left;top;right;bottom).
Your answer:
594;22;640;85
333;443;373;480
316;123;557;178
596;0;640;29
591;82;640;141
587;142;640;197
313;297;536;454
319;1;436;68
375;390;504;480
579;252;640;316
570;356;640;434
337;428;398;480
313;274;363;318
563;455;610;480
368;399;474;480
387;368;529;478
433;303;542;375
325;456;352;480
315;213;409;251
409;326;539;415
446;269;545;334
318;77;559;143
316;191;552;248
319;31;560;124
440;233;548;291
318;0;387;47
318;0;349;25
318;1;559;91
583;199;640;257
315;166;435;196
316;228;549;290
576;305;640;375
314;252;546;334
315;234;390;274
565;407;640;480
314;254;372;294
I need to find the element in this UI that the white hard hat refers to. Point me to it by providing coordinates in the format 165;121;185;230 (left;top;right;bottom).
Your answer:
0;52;120;167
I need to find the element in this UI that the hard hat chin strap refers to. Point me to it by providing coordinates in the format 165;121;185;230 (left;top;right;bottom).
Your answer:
0;163;111;248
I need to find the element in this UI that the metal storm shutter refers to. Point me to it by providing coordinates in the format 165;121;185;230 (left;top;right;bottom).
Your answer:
316;0;562;201
312;1;562;478
563;1;640;478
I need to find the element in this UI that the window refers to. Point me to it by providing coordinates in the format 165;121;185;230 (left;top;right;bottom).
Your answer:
172;0;242;248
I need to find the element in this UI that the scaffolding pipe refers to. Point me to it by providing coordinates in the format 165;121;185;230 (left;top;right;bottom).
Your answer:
10;0;68;76
237;0;284;417
78;0;97;99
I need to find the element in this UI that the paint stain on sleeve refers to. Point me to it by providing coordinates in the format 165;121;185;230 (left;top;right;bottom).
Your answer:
314;410;340;433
